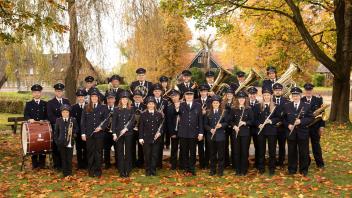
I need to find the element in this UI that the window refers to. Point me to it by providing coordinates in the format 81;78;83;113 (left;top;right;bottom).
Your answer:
29;68;34;75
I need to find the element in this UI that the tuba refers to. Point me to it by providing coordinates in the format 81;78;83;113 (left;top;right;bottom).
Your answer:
234;69;262;95
209;67;234;96
134;85;149;99
276;63;301;97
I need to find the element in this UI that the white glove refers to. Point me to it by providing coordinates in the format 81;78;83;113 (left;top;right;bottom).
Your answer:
139;139;144;145
113;134;117;141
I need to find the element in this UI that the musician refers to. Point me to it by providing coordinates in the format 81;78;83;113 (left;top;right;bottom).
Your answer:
70;89;87;169
47;83;70;170
81;88;109;177
230;71;246;91
194;84;211;168
222;88;236;168
103;92;117;169
159;76;171;149
159;76;169;96
204;95;228;176
112;91;135;177
105;74;124;103
54;104;78;177
177;70;198;97
83;76;104;103
175;89;204;176
152;83;168;168
166;89;182;170
139;96;164;176
131;90;146;168
283;87;313;176
204;71;215;96
229;91;254;176
24;84;48;169
255;88;280;175
272;83;289;166
302;83;325;168
262;66;278;91
130;68;153;97
247;86;260;169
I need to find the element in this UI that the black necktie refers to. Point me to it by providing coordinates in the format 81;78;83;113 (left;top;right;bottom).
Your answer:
59;100;62;105
294;104;298;110
80;105;83;109
136;103;139;108
64;119;68;124
94;104;96;109
36;101;39;105
188;103;191;109
265;104;269;109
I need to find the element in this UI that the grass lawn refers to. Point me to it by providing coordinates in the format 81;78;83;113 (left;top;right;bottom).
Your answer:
0;122;351;197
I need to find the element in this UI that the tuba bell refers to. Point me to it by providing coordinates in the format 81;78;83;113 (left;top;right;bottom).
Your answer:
234;69;262;95
209;67;234;96
134;85;149;99
276;63;301;97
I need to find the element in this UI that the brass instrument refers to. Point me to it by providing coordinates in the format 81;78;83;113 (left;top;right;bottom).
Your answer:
133;109;142;131
308;104;330;127
67;119;73;148
235;69;262;95
134;85;149;99
276;63;301;97
209;67;234;96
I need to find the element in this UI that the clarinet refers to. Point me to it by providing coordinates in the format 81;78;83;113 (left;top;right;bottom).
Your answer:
288;107;304;136
235;107;245;139
258;106;277;135
210;109;225;140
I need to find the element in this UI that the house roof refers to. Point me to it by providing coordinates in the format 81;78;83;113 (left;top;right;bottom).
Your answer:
315;64;330;73
182;50;234;71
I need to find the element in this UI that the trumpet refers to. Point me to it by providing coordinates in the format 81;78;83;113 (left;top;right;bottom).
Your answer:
67;119;73;148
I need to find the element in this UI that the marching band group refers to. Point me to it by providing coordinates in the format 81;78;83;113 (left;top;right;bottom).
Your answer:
24;66;325;178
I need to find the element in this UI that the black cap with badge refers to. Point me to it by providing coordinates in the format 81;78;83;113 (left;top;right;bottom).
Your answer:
136;68;146;74
303;83;314;90
290;87;302;94
236;71;245;77
85;76;94;83
145;96;156;104
159;76;169;82
272;83;283;90
60;104;71;112
31;84;43;91
76;89;86;96
205;71;215;77
247;86;258;94
53;83;65;90
236;90;248;98
181;70;192;77
119;90;131;99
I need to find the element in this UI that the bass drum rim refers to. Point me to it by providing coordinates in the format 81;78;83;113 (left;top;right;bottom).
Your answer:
21;122;28;156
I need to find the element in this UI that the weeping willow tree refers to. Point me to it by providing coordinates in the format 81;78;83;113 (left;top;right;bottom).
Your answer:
1;0;115;102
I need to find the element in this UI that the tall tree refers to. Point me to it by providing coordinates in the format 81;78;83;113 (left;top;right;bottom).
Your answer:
162;0;352;123
119;0;192;83
198;35;218;70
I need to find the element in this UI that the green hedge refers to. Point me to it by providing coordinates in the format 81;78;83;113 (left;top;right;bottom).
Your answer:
96;84;130;92
313;74;325;87
0;100;25;114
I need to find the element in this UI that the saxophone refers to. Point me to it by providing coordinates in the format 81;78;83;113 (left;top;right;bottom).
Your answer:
67;119;73;148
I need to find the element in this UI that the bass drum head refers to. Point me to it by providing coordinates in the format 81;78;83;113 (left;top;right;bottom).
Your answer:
21;122;28;156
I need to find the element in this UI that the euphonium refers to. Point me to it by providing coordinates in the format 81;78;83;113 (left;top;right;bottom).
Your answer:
209;67;234;96
234;69;262;95
276;63;301;97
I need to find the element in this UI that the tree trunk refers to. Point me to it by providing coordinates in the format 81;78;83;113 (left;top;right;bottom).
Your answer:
330;71;351;122
65;0;81;103
0;73;7;88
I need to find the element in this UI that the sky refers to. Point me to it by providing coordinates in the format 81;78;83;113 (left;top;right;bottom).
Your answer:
83;17;217;72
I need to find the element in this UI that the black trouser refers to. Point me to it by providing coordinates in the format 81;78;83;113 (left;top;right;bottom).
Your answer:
309;127;324;167
86;136;104;177
277;126;286;164
287;137;309;174
143;142;160;175
51;124;61;170
75;136;87;169
170;136;179;169
197;138;206;168
59;146;73;176
250;128;259;168
164;130;171;148
180;137;197;173
232;135;250;175
157;132;165;168
257;134;277;172
208;140;225;174
31;154;46;169
116;134;133;176
103;132;117;167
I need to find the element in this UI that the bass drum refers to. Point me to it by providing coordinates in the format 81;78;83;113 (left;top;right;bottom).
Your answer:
21;121;52;156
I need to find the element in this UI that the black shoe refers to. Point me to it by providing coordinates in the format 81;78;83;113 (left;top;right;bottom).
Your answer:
217;172;223;177
259;169;265;174
190;171;196;176
235;172;241;176
145;171;151;176
300;171;308;177
209;171;216;176
317;164;325;169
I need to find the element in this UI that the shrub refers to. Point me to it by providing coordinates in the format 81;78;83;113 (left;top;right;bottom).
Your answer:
0;100;25;114
313;74;325;87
